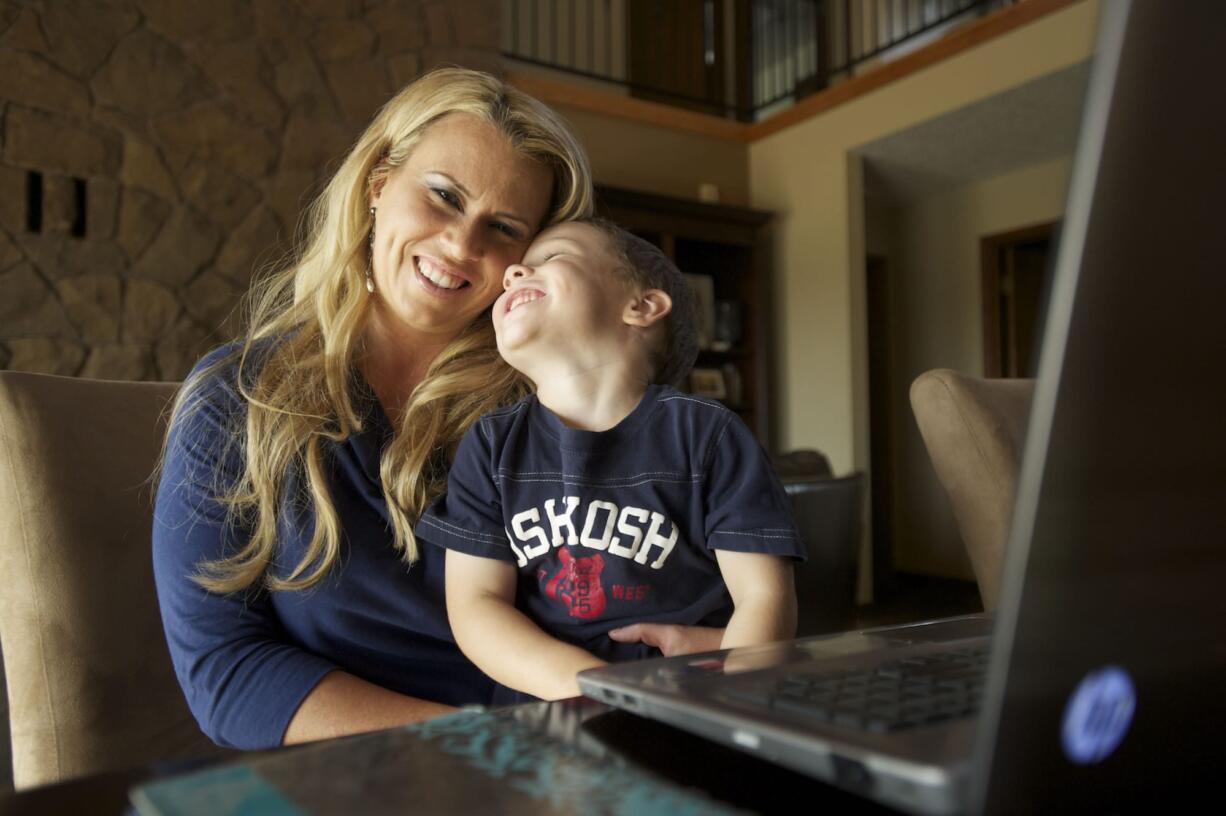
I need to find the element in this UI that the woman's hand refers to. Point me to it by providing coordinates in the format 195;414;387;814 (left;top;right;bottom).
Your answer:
606;623;725;657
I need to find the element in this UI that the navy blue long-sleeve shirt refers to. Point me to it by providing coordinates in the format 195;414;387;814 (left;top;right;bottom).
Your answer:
152;345;496;749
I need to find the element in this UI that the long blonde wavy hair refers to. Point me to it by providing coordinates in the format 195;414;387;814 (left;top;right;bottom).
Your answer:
170;68;594;594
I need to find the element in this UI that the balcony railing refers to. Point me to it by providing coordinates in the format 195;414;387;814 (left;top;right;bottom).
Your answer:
502;0;1018;121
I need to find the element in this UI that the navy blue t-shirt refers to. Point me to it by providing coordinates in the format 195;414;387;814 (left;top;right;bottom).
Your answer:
416;386;805;664
152;344;496;749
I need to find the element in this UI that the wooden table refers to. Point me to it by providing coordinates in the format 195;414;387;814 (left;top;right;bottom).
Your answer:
0;698;897;815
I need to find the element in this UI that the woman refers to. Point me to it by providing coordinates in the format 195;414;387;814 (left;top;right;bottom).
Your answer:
154;68;716;751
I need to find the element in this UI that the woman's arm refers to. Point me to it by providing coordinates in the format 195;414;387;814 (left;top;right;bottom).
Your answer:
446;550;607;700
283;671;453;744
155;358;387;748
715;550;797;649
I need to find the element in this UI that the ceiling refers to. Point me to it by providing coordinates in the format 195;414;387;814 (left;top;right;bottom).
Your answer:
857;61;1091;203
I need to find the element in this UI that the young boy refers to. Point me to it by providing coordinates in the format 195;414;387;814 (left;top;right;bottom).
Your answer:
416;218;805;701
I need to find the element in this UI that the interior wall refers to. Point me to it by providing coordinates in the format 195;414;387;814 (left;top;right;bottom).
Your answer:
885;156;1073;577
0;0;500;381
552;104;750;206
748;0;1096;582
748;0;1097;476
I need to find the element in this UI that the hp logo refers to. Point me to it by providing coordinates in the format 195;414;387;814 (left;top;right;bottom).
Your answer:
1061;666;1137;765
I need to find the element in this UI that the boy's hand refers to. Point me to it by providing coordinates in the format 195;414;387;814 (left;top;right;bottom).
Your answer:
606;623;724;657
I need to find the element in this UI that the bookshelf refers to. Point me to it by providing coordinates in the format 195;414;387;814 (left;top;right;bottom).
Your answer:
595;185;774;446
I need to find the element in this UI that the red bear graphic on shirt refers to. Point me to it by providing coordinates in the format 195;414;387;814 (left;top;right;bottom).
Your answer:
544;549;607;619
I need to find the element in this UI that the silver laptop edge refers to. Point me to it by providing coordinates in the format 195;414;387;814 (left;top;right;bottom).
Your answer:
965;1;1130;810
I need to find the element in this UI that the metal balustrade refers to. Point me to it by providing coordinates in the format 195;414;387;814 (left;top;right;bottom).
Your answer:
502;0;1016;121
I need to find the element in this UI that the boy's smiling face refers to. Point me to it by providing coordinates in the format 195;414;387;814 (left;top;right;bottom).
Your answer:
492;222;638;373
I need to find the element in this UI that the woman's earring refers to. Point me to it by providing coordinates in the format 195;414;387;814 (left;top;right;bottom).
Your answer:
366;206;377;293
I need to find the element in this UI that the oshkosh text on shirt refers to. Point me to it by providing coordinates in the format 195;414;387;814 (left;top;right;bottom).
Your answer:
507;497;680;569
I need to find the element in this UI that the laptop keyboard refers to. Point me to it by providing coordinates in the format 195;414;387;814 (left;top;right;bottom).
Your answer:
723;645;989;733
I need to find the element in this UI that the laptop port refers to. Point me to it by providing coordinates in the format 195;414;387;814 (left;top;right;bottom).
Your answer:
831;756;873;793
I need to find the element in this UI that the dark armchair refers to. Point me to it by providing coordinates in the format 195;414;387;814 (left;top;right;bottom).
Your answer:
774;451;864;635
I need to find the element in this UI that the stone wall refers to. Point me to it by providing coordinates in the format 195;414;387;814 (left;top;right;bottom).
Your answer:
0;0;499;381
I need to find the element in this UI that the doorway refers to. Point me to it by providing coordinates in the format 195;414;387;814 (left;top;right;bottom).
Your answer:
626;0;737;116
980;222;1059;378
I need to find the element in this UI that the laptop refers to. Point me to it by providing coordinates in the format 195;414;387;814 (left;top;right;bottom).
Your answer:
578;2;1226;813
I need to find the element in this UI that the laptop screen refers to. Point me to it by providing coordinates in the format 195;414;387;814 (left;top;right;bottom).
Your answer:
974;2;1226;810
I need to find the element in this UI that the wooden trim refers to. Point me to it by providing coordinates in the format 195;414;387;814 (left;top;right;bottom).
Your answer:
743;0;1084;142
981;238;1004;378
507;0;1084;146
504;70;749;143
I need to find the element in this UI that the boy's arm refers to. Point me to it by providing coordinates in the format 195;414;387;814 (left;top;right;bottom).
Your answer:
714;550;797;649
445;549;607;701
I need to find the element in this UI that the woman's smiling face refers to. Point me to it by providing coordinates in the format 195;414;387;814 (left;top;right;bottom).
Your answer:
368;113;554;344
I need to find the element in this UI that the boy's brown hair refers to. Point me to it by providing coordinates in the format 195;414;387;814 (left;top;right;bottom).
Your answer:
585;217;700;388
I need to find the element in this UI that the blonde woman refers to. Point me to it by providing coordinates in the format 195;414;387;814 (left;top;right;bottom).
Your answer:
154;69;724;750
153;69;594;750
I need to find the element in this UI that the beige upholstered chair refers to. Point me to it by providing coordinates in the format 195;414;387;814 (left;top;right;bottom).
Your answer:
0;372;223;789
910;369;1034;611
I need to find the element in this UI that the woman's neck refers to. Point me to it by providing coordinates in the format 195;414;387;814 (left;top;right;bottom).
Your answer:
360;310;455;427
